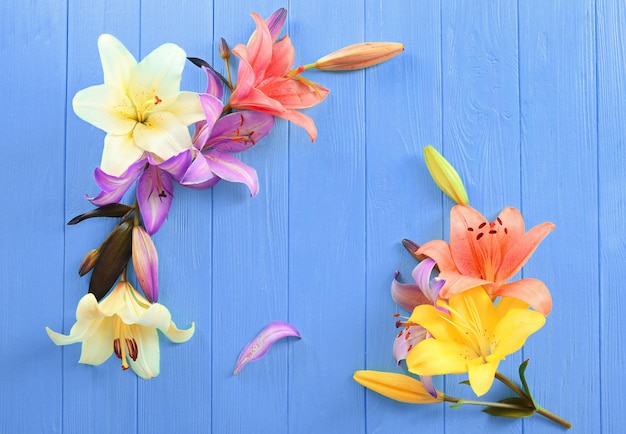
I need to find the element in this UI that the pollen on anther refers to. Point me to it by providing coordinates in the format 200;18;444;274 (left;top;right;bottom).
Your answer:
393;313;400;317
497;217;503;225
154;95;162;105
467;227;474;232
478;222;487;229
476;233;484;240
504;228;509;234
489;230;497;234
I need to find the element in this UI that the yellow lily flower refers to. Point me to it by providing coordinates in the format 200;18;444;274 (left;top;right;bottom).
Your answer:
406;286;545;397
46;281;194;379
73;34;205;176
423;145;469;205
353;370;443;404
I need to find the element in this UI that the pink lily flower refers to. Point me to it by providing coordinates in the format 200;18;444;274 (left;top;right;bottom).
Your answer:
417;205;555;315
228;9;329;141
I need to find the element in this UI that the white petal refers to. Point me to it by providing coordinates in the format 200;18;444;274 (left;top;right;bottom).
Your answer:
167;91;205;125
134;111;192;160
134;303;172;330
98;34;137;88
128;42;186;109
162;321;195;343
75;293;107;320
128;325;160;379
101;133;145;176
72;84;137;135
45;317;101;346
78;317;116;365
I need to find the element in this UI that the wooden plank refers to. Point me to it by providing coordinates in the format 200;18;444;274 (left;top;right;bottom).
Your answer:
287;1;366;432
0;1;67;432
519;1;599;432
597;2;626;433
210;3;290;433
137;1;214;433
364;0;445;432
441;1;522;432
62;1;140;432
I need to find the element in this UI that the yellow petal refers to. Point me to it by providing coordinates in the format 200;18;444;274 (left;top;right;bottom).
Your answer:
491;308;546;358
101;133;145;176
448;286;498;337
424;145;469;205
98;34;137;88
162;321;195;343
168;91;205;125
467;360;499;396
408;304;466;344
134;111;192;160
72;84;137;135
78;317;116;365
495;295;529;319
406;338;472;376
353;370;443;404
128;42;186;109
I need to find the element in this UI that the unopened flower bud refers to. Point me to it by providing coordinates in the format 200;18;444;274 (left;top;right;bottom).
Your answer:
132;226;159;303
423;145;469;205
78;248;100;276
353;370;443;404
314;42;404;71
219;38;230;61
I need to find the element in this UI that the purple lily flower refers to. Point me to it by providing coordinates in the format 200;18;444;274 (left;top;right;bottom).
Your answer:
234;321;301;375
181;91;275;196
392;258;444;397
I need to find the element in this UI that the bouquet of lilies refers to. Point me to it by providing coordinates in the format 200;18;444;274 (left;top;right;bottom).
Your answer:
46;8;403;379
353;146;572;429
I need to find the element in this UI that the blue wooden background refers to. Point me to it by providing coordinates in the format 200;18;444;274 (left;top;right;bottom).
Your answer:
1;0;624;433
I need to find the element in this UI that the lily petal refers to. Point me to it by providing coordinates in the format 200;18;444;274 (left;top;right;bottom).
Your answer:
467;360;499;397
179;154;219;188
202;66;224;99
101;133;145;177
134;111;193;160
266;8;287;41
494;278;552;316
98;34;136;88
406;338;469;376
168;91;205;126
391;272;431;312
417;239;457;274
88;158;147;205
209;111;275;152
137;165;174;235
393;324;427;364
79;317;116;365
489;307;546;358
233;320;301;375
353;370;443;404
204;150;259;197
194;93;225;147
72;85;137;135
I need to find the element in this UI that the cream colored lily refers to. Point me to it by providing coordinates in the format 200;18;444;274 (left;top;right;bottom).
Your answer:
46;281;194;379
73;34;205;176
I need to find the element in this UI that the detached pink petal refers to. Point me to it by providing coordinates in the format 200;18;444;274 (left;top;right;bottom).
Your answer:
234;321;301;375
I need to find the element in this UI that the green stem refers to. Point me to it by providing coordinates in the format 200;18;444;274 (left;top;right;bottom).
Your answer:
495;371;572;429
443;396;527;410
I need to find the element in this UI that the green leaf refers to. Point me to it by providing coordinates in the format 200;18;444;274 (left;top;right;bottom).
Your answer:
482;397;535;419
518;359;539;408
88;219;133;300
68;203;133;225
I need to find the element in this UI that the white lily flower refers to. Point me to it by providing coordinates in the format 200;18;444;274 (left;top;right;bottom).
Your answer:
46;281;194;379
73;34;205;176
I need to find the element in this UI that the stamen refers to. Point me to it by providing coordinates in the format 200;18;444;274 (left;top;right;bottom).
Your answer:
154;95;162;105
478;222;487;229
489;230;497;234
126;338;138;362
467;227;474;232
497;217;503;225
113;338;122;359
476;233;484;240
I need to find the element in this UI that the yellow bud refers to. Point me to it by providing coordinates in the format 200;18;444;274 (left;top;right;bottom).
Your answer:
314;42;404;71
353;370;443;404
423;145;469;205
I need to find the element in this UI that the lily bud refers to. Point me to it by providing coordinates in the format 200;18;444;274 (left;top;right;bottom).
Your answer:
132;225;159;303
314;42;404;71
423;145;469;205
219;38;230;61
78;248;100;276
353;370;443;404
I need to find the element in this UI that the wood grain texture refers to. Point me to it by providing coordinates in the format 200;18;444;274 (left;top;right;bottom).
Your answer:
1;0;625;433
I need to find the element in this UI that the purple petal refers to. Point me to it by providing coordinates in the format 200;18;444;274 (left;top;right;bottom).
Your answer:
204;150;259;197
147;149;193;182
234;320;301;375
87;158;147;206
266;8;287;41
421;375;437;398
411;258;438;302
193;94;224;149
179;154;220;189
202;65;224;99
391;271;432;312
393;324;427;364
208;111;275;153
137;166;174;235
132;226;159;302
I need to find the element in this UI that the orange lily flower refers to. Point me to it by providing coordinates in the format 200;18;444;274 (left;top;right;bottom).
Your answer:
228;10;329;141
417;205;554;315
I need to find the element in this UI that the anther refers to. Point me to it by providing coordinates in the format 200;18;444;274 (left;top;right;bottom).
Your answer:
476;233;484;240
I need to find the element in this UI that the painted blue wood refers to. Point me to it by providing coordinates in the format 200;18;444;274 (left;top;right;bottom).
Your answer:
2;1;625;433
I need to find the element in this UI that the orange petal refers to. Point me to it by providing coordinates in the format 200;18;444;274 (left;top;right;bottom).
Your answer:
437;271;491;299
246;12;273;78
497;221;555;282
449;205;492;278
493;278;552;316
417;239;456;272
